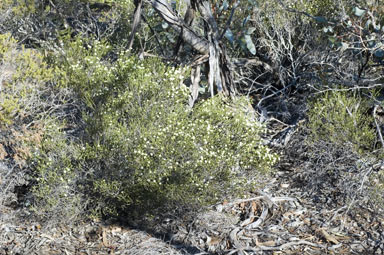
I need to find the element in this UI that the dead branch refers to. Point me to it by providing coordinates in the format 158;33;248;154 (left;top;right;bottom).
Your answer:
128;0;143;50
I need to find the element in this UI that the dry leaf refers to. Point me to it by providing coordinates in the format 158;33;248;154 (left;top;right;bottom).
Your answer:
207;235;221;246
251;201;257;213
111;226;122;235
240;216;255;227
0;144;7;160
258;240;276;246
319;228;339;244
102;228;109;247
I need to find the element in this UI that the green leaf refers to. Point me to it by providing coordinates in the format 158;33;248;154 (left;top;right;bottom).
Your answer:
368;40;376;48
328;36;337;44
247;27;256;35
365;19;372;29
219;0;229;12
198;86;206;93
247;0;258;7
242;16;250;27
340;42;349;51
244;35;256;55
374;49;384;59
224;29;235;44
314;16;327;24
323;26;334;33
353;7;366;17
165;32;175;43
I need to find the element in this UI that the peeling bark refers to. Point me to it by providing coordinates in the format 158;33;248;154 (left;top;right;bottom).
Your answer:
149;0;236;95
151;0;209;55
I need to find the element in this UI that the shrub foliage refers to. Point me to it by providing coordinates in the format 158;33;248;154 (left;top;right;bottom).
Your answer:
307;91;375;154
22;37;278;220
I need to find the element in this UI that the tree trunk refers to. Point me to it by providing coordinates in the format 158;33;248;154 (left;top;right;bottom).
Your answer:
150;0;236;96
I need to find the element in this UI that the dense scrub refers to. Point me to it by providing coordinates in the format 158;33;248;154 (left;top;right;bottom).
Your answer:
308;91;376;154
0;0;384;249
297;91;382;208
1;33;278;223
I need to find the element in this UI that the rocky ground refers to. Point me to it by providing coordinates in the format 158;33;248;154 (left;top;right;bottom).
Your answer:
1;132;384;255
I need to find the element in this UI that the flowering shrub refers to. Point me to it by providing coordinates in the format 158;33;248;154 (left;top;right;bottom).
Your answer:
87;92;278;216
29;120;85;220
49;37;278;217
1;30;278;221
297;0;337;17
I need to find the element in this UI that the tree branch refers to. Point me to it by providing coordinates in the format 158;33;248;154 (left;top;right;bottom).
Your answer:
150;0;209;55
128;0;143;50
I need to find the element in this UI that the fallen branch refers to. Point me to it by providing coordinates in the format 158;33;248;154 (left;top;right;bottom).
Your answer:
257;240;326;251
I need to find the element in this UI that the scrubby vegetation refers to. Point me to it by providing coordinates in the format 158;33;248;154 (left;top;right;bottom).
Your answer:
308;91;375;154
1;0;384;253
1;32;278;223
